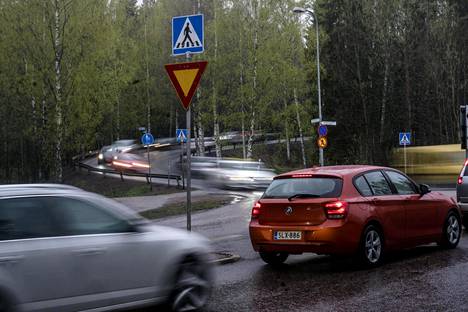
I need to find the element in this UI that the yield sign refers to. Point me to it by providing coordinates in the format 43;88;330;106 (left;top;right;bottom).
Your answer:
164;61;208;110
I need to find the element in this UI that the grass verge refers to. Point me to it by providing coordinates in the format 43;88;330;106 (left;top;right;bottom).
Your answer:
63;169;184;198
140;197;234;220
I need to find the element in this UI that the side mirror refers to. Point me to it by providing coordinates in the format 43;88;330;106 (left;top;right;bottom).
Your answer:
419;184;431;195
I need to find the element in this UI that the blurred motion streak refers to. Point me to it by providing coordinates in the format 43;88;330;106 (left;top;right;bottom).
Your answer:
391;144;464;184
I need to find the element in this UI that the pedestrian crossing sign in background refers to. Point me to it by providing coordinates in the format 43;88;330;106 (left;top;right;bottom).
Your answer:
176;129;188;143
172;14;204;56
399;132;411;146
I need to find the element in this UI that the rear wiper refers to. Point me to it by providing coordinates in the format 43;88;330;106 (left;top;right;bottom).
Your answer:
288;193;321;201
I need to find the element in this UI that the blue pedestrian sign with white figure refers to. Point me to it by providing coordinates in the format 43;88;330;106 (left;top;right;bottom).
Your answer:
141;133;154;145
399;132;411;146
176;129;188;143
172;14;204;56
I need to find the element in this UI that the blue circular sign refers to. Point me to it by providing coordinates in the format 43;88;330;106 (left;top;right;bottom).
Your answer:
318;125;328;136
141;133;155;145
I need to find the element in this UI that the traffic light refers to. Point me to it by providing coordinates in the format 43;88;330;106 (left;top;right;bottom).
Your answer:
461;105;467;149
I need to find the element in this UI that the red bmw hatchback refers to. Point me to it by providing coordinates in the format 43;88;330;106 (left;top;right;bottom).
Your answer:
249;165;462;266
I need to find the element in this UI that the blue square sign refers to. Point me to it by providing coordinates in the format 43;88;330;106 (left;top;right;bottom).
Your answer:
399;132;411;146
176;129;188;143
172;14;204;56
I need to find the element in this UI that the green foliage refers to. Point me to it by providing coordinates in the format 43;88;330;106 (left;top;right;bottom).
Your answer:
4;0;463;182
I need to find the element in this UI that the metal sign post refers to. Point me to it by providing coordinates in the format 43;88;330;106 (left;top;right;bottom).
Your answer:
399;132;411;174
141;133;155;190
311;119;336;166
185;52;192;232
166;14;207;232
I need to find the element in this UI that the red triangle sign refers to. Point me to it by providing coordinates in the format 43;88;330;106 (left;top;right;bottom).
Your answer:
164;61;208;110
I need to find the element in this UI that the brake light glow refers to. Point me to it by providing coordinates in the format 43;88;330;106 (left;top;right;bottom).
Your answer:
251;202;262;219
132;162;150;168
112;161;133;168
458;159;468;184
291;174;313;178
324;201;348;219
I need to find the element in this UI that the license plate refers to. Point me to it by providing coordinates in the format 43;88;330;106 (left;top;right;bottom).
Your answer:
273;231;302;240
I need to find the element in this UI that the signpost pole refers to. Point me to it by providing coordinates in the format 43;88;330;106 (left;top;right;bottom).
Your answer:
465;108;468;158
168;14;206;232
404;143;407;174
186;53;192;232
148;142;152;190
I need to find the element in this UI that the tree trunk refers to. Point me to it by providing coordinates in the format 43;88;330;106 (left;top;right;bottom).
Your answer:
144;15;151;133
196;90;205;156
239;11;246;159
283;89;290;161
379;58;389;145
53;0;63;182
247;0;259;159
354;45;369;163
294;88;306;168
213;0;221;158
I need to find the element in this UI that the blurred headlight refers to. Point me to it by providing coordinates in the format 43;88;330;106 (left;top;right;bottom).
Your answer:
114;155;118;160
98;153;103;160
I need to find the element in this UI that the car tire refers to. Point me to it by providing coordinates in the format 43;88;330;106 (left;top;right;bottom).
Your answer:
168;256;212;312
439;212;461;249
359;224;384;267
259;252;288;266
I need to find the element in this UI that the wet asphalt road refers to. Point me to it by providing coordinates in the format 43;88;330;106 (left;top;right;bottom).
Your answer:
151;189;468;312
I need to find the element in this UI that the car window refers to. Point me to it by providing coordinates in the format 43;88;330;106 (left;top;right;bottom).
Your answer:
364;171;393;196
52;197;132;235
386;171;417;195
354;175;373;196
0;197;58;240
262;177;343;199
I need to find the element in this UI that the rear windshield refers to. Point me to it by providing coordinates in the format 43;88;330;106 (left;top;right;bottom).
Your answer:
262;177;343;199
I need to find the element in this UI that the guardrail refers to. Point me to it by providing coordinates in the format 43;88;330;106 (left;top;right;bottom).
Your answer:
73;154;182;188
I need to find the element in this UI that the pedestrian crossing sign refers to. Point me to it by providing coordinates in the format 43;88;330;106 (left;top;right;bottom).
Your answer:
176;129;188;143
172;14;204;56
399;132;411;146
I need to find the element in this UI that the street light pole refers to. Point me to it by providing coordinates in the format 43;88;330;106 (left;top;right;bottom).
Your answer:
293;7;324;166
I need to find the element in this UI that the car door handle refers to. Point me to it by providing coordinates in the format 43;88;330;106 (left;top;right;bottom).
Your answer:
0;255;24;264
73;248;107;256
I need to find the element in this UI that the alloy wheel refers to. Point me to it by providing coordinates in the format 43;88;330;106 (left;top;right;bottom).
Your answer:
172;259;211;312
365;229;382;264
446;215;460;245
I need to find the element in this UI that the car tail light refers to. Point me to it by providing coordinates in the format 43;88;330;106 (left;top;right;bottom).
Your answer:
324;201;348;219
458;159;468;184
291;174;314;178
251;202;262;219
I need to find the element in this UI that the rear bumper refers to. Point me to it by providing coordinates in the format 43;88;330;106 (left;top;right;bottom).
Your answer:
249;219;361;255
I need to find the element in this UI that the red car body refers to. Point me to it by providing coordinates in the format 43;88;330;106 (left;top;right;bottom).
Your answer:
249;165;461;265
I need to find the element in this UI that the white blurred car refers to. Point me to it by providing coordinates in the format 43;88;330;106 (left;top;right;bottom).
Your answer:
0;184;213;312
191;157;276;189
98;140;140;165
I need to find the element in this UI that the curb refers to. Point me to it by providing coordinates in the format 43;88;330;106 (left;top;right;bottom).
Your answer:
211;252;241;265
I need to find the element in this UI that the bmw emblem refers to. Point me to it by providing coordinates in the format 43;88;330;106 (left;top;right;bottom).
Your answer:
285;206;293;215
